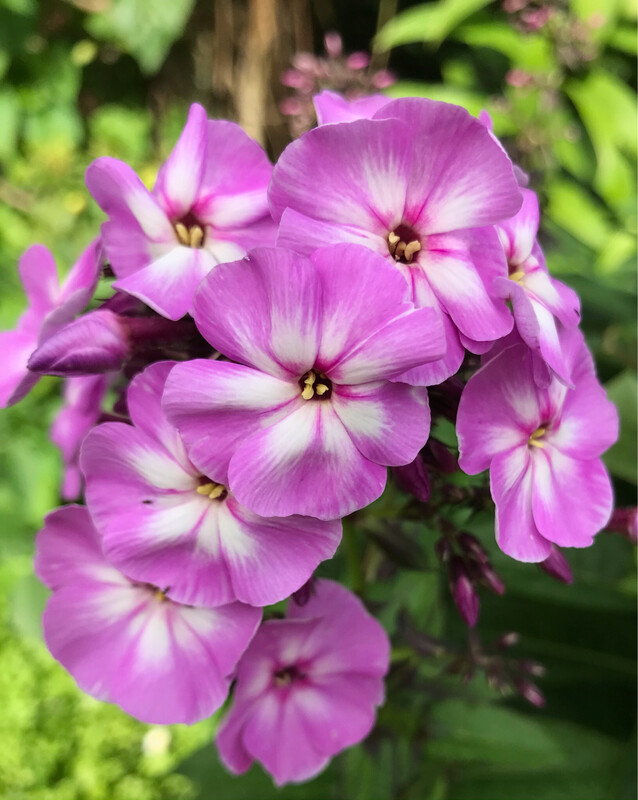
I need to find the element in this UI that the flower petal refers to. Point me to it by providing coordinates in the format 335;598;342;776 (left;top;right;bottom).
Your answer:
457;344;539;474
332;381;430;466
163;359;299;482
19;245;59;313
531;448;613;547
228;401;387;520
193;247;321;377
313;90;391;124
496;187;539;265
153;103;207;219
374;98;522;233
490;448;551;562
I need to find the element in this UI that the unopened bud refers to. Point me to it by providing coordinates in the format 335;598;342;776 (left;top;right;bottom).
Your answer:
450;557;479;628
539;546;573;584
516;680;546;708
435;536;452;564
480;564;506;595
393;456;430;502
457;532;488;563
424;438;458;474
495;631;520;650
605;507;638;543
292;577;315;607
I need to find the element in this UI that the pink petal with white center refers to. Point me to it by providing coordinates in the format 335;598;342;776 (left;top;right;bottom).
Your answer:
212;215;277;253
216;498;342;606
163;359;299;482
113;245;214;320
397;305;465;386
374;98;522;234
421;232;513;342
531;448;613;547
240;691;331;785
496;188;539;265
286;580;390;679
269;117;414;232
35;505;119;590
457;344;540;475
228;400;387;520
490;448;552;562
127;362;189;468
548;341;618;460
154;103;207;219
310;244;445;379
523;269;581;329
193;247;321;377
332;381;430;466
86;157;175;244
276;207;384;258
18;245;59;312
43;580;261;724
313;90;391;124
193;121;273;224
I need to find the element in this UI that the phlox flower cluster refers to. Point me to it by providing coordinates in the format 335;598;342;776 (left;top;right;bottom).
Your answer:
0;84;618;785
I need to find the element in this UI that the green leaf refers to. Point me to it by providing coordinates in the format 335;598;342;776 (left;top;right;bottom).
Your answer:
455;22;554;70
0;88;20;163
545;178;611;253
604;370;637;484
86;0;196;75
375;0;494;50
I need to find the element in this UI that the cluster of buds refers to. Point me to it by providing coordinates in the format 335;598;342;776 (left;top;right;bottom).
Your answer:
437;532;506;627
280;31;395;137
450;631;547;708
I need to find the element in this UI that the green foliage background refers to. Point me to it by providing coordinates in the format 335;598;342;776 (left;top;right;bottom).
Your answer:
0;1;635;798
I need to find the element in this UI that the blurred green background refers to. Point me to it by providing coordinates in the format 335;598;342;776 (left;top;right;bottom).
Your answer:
0;1;635;798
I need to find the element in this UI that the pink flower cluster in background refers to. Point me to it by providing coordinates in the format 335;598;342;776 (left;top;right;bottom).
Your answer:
0;74;621;785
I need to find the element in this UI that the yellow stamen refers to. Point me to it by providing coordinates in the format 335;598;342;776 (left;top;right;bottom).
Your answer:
315;383;329;396
304;372;316;386
387;231;400;256
196;482;215;495
394;241;407;261
189;225;204;248
154;589;167;602
403;240;421;263
528;427;546;448
208;484;225;500
175;222;190;245
509;270;525;283
301;384;315;400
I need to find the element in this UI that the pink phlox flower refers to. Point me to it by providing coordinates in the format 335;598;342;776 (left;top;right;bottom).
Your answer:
0;240;101;407
492;188;581;386
216;579;390;786
85;103;276;321
457;329;618;562
270;98;522;384
34;505;261;724
80;361;342;608
163;244;446;520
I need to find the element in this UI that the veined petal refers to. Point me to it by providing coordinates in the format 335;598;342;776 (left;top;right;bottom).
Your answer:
276;207;384;258
531;448;613;547
43;581;261;724
269;117;414;232
0;326;41;408
113;246;214;321
524;269;581;329
491;448;551;562
332;382;430;466
228;401;387;520
457;344;540;474
313;90;391;124
163;360;299;483
496;188;539;265
19;245;59;313
154;103;207;219
193;247;321;377
374;98;522;233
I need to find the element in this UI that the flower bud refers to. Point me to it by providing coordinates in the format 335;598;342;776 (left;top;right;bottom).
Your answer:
435;536;452;564
605;507;638;543
28;310;128;376
516;680;546;708
539;546;573;584
449;557;479;627
424;438;458;474
393;455;430;502
480;564;506;595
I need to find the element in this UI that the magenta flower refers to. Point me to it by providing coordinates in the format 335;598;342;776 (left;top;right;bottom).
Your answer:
216;579;389;786
269;98;522;383
457;330;618;561
0;241;101;407
492;188;581;384
81;361;341;607
313;89;390;124
51;374;110;499
164;245;445;520
35;505;261;724
86;103;276;321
